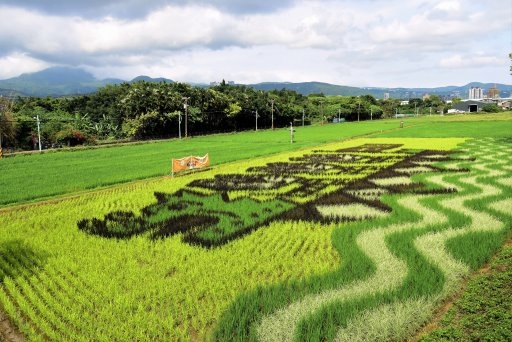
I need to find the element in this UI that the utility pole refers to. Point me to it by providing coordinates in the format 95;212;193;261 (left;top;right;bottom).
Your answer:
302;109;305;127
270;99;275;130
34;115;41;151
370;107;373;121
320;100;324;124
182;97;190;138
255;109;258;131
178;111;182;139
338;109;341;122
357;97;361;122
290;122;294;143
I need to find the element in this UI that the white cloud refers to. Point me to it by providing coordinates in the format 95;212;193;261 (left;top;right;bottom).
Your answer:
0;0;510;87
0;52;50;79
0;0;296;19
434;0;461;12
440;55;502;69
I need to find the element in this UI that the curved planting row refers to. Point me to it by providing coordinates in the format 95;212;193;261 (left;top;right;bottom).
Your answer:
212;138;512;341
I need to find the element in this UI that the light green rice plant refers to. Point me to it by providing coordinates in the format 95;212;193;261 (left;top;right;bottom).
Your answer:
369;176;413;186
316;203;388;220
334;297;434;342
395;166;434;174
346;188;389;201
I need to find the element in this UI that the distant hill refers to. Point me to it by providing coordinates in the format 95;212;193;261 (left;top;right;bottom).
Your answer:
0;67;510;98
250;82;365;96
249;81;512;99
0;67;124;97
0;68;176;97
130;75;174;83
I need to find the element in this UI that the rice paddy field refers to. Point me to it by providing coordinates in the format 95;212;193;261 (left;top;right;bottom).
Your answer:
1;113;511;341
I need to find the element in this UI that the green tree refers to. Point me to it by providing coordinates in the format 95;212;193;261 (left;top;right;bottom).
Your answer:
369;104;383;119
55;125;93;146
452;97;462;105
379;98;400;118
0;96;16;148
482;103;500;113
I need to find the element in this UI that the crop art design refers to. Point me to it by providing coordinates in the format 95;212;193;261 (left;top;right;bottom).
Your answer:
78;144;467;247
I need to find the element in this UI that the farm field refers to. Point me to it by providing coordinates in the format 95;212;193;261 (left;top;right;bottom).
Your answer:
0;119;401;206
0;113;511;341
1;112;510;207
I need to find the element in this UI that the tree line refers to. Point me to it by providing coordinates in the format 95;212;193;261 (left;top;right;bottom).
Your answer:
0;80;452;151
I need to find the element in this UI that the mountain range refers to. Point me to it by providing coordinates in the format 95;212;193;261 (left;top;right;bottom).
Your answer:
1;66;511;99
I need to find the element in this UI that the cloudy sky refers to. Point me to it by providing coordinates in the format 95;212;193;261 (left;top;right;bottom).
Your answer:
0;0;510;87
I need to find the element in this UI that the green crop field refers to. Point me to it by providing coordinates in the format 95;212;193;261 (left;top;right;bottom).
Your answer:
0;112;511;341
0;120;401;206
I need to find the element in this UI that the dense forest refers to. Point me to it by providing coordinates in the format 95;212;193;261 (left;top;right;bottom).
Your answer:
0;80;451;151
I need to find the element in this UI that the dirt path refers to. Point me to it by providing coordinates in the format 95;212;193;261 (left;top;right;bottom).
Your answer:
0;309;24;342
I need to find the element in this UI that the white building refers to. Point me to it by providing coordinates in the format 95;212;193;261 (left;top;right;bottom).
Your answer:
468;87;483;100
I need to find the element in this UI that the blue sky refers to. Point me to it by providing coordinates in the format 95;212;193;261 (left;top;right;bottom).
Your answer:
0;0;510;87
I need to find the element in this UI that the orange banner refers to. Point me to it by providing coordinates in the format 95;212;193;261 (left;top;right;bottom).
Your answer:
172;154;210;175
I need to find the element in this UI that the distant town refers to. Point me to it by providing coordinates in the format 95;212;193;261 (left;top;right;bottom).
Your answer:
386;84;511;113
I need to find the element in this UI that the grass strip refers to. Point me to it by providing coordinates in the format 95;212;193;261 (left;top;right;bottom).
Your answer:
419;238;512;341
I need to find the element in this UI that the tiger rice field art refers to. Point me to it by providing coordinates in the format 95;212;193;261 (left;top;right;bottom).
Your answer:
0;136;511;341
